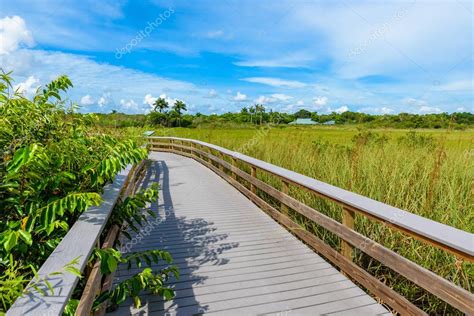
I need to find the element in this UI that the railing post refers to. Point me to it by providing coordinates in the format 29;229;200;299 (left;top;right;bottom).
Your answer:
231;158;237;180
341;207;355;260
190;142;195;157
169;139;173;151
281;180;289;215
250;166;257;194
204;146;210;163
218;152;225;172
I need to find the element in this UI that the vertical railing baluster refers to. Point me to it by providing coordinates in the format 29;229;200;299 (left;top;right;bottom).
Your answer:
191;142;195;157
250;166;257;194
341;208;355;261
281;180;289;215
218;152;225;172
231;158;237;180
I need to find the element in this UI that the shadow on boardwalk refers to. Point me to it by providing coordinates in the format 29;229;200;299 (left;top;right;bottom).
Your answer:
109;159;240;315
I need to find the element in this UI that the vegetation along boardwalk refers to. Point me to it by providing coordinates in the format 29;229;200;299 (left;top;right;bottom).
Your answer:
109;152;390;315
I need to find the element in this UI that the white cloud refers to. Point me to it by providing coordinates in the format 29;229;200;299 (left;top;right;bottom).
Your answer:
291;1;472;79
435;80;472;92
456;107;466;112
234;91;247;101
241;77;307;88
235;53;314;68
328;105;349;113
254;95;275;104
159;93;177;107
400;98;445;114
143;94;157;107
296;99;304;106
358;106;394;114
80;94;94;105
208;89;218;98
1;45;200;114
380;107;394;114
14;75;39;96
418;106;442;114
120;99;138;110
402;97;429;107
97;93;111;108
313;96;328;108
271;93;292;101
255;93;293;104
0;16;34;55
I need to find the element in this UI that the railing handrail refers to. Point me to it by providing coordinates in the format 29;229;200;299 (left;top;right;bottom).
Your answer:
148;136;473;259
6;162;143;316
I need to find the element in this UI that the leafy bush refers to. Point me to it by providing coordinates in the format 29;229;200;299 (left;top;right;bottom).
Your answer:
91;249;178;310
0;72;147;312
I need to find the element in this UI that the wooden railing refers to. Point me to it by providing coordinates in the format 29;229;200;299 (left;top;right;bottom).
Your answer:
7;160;146;316
148;136;474;315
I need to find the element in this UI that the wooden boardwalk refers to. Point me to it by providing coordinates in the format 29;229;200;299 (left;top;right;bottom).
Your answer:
109;152;389;315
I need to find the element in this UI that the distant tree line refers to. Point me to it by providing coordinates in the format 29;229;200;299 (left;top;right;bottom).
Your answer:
94;102;473;129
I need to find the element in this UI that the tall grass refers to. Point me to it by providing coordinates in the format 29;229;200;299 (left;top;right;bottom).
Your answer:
157;125;473;314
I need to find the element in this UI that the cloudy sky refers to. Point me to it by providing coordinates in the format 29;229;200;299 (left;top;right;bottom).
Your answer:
0;0;472;114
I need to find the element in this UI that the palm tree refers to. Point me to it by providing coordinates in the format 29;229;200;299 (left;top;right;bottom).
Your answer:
173;100;187;126
173;100;187;116
153;97;169;113
255;104;265;125
249;106;256;124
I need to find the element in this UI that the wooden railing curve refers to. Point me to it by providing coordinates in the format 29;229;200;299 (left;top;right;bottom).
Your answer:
148;136;474;315
7;160;146;316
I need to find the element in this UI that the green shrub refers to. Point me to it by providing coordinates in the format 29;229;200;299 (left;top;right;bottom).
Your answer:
0;71;147;312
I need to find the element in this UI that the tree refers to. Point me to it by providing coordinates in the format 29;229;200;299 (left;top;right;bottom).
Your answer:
173;100;187;116
294;109;311;118
173;100;187;126
255;104;265;125
239;107;250;123
249;106;256;124
153;97;169;113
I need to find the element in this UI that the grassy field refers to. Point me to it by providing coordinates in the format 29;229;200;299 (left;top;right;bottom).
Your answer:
152;125;473;314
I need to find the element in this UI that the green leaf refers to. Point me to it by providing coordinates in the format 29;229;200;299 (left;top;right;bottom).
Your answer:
133;296;141;308
162;288;175;301
18;230;32;245
44;279;55;295
40;205;55;228
116;285;127;305
7;144;39;174
107;255;118;273
4;231;18;252
64;265;82;277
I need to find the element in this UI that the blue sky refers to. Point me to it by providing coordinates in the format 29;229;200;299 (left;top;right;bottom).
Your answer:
0;0;472;114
